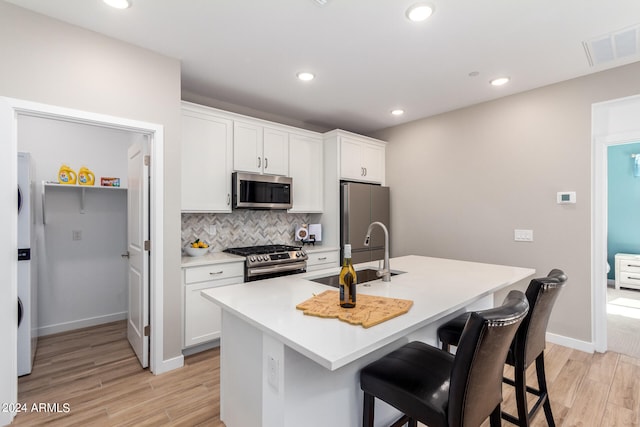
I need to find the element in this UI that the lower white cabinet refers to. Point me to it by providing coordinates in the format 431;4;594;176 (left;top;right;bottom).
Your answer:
615;253;640;290
306;248;340;272
183;261;244;348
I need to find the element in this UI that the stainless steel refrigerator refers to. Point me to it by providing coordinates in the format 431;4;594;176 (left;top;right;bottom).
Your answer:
340;182;390;265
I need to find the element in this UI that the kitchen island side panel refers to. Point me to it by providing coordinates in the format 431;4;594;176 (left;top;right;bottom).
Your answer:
220;311;263;427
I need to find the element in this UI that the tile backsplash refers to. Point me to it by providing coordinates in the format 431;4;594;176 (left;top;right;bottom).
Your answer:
182;211;311;252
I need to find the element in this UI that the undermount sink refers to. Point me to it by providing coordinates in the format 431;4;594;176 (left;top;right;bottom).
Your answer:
309;268;404;288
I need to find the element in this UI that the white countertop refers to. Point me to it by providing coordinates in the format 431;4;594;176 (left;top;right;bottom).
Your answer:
201;255;534;370
181;251;245;268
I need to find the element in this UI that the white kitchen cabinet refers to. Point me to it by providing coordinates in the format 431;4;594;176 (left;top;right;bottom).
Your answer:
183;261;244;348
233;120;289;176
181;103;233;212
263;126;289;175
614;253;640;290
306;248;340;272
289;133;323;212
340;135;385;184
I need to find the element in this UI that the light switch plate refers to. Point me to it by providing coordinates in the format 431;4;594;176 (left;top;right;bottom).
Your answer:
514;229;533;242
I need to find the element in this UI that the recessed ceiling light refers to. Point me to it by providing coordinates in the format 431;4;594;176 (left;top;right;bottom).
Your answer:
297;72;315;82
391;109;405;116
490;77;510;86
406;3;434;22
103;0;131;9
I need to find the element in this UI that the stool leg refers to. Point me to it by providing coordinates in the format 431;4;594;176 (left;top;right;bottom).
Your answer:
490;405;502;427
535;354;555;427
514;361;530;427
441;341;450;352
363;392;375;427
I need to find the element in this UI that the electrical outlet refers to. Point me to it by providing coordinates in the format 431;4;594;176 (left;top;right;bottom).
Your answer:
514;229;533;242
267;355;279;391
208;224;216;236
72;230;82;241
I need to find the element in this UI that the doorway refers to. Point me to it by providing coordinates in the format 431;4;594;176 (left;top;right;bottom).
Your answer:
18;115;134;338
0;97;166;425
605;142;640;357
592;93;640;353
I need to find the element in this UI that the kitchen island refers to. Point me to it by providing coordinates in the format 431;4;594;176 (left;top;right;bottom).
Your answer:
201;255;534;427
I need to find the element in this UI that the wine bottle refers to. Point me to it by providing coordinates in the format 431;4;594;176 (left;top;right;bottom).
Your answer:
339;244;357;308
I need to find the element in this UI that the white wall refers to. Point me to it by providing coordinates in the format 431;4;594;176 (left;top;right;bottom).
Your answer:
18;115;133;335
373;61;640;344
0;4;182;417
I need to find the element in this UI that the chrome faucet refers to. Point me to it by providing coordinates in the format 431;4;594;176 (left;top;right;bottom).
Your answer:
364;221;391;282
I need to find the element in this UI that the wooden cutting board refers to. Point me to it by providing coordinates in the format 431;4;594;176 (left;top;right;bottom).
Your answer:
296;290;413;328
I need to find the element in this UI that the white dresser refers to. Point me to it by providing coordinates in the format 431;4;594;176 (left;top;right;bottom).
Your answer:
614;253;640;290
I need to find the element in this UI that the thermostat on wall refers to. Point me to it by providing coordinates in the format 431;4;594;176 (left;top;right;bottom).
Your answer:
557;191;576;204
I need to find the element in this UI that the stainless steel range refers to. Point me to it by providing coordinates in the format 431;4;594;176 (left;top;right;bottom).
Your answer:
224;244;308;282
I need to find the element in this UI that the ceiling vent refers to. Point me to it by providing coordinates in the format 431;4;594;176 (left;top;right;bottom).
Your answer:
583;24;640;67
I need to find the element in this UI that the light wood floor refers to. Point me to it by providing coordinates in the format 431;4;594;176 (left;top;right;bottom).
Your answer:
12;321;224;426
11;321;640;426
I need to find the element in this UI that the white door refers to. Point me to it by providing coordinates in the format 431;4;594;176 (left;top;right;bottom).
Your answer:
127;140;149;368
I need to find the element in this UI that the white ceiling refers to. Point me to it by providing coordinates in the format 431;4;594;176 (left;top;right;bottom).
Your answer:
6;0;640;134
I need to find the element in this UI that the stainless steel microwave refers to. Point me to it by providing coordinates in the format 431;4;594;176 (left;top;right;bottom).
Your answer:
232;172;293;210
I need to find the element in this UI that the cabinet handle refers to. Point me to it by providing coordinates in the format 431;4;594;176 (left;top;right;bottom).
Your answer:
317;256;327;260
361;167;365;176
209;271;224;275
264;157;268;169
627;264;640;268
364;167;367;176
227;193;230;205
257;157;261;168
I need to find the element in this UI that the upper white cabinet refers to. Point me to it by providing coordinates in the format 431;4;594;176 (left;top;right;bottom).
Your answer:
181;103;233;212
233;121;289;176
263;127;289;175
340;135;385;184
289;133;323;212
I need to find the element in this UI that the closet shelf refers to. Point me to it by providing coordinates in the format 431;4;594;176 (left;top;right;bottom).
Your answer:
42;181;127;224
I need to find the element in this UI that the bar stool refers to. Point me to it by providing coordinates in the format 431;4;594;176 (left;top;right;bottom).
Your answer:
360;290;529;427
437;269;567;427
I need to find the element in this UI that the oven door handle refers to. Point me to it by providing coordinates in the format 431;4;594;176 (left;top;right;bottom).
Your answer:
247;262;306;276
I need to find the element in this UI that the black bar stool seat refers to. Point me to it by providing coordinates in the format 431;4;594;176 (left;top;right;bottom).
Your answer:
437;269;568;427
361;290;530;427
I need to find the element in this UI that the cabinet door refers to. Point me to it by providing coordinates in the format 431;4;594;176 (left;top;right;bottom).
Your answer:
184;281;222;347
181;112;233;212
263;127;289;176
340;137;364;181
289;134;323;212
361;143;384;184
233;121;263;173
306;249;340;271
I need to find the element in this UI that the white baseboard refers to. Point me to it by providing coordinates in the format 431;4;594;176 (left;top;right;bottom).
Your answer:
154;354;184;375
546;332;595;354
182;339;220;356
38;312;127;336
